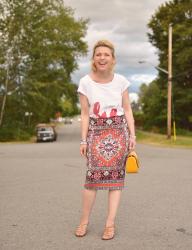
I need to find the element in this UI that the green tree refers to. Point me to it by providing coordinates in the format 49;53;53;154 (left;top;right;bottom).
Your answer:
139;81;167;131
0;0;88;128
147;0;192;130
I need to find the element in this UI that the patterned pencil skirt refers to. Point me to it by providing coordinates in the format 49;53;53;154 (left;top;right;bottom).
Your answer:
84;115;129;190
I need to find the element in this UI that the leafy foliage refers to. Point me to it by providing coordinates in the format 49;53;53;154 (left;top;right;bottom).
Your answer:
0;0;88;135
139;81;167;132
141;0;192;131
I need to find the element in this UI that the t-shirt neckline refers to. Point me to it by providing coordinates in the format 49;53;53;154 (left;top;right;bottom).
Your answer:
87;73;116;85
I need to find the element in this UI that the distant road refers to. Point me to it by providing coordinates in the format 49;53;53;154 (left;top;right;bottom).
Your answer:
0;119;192;250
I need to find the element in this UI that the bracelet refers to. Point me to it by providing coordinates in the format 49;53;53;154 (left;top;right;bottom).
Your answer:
129;135;136;139
80;139;87;145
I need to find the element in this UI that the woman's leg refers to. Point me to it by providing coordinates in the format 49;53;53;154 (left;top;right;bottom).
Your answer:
79;189;97;224
105;190;122;227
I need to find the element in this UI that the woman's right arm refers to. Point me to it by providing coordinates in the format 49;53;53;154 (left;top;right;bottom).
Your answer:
79;93;89;157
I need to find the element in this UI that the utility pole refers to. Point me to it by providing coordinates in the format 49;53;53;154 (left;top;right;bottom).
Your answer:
167;23;172;139
138;23;173;139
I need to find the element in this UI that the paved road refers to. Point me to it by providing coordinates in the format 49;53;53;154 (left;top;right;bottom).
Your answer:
0;120;192;250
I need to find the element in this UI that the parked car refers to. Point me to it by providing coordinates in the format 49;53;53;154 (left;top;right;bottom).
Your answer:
36;124;57;142
64;117;73;124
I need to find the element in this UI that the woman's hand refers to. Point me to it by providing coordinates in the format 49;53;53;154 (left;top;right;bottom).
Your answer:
80;144;87;158
128;137;136;151
122;91;136;151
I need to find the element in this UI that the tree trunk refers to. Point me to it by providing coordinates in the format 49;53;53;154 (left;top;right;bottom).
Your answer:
0;63;9;127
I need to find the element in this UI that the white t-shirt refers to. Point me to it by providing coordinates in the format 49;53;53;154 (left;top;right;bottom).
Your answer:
77;73;130;118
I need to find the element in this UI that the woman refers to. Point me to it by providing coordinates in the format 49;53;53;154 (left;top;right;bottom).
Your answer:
75;40;136;240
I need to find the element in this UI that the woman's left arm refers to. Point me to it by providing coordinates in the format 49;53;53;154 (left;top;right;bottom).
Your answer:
122;90;136;150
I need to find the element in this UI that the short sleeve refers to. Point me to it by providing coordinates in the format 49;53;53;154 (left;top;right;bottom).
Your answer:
77;78;87;96
121;75;131;94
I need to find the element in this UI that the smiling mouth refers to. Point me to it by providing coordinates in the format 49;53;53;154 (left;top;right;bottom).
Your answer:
98;62;107;66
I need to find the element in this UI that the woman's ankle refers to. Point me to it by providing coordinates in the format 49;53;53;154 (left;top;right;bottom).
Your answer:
79;217;89;225
105;219;115;227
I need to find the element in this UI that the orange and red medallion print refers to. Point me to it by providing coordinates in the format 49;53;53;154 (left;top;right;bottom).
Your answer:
84;116;129;190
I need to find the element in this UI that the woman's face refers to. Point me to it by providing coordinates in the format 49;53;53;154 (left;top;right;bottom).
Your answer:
93;46;115;73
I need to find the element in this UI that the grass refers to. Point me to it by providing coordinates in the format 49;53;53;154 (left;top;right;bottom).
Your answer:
136;129;192;149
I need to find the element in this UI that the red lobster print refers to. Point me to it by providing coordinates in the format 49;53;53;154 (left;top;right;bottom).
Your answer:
93;102;117;118
93;102;100;117
110;108;117;117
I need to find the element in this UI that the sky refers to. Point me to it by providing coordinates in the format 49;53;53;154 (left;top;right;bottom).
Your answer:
64;0;168;101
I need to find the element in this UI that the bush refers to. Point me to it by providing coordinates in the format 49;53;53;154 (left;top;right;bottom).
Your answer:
176;128;192;136
0;126;34;142
134;112;145;129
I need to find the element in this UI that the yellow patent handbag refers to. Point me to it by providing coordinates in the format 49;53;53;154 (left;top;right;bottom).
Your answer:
125;151;139;173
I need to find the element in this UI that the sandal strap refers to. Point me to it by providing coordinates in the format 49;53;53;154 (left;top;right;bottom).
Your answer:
104;225;115;230
75;224;88;237
102;225;115;239
77;223;88;228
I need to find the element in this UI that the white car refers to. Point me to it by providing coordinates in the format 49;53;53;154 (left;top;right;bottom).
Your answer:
36;125;57;142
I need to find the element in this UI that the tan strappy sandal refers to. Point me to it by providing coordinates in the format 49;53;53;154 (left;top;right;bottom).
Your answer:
102;225;115;240
75;223;88;237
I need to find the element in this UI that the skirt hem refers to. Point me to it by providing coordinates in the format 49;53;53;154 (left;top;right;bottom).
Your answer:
84;186;124;190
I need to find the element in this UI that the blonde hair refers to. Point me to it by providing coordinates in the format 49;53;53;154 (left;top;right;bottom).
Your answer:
91;40;115;72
